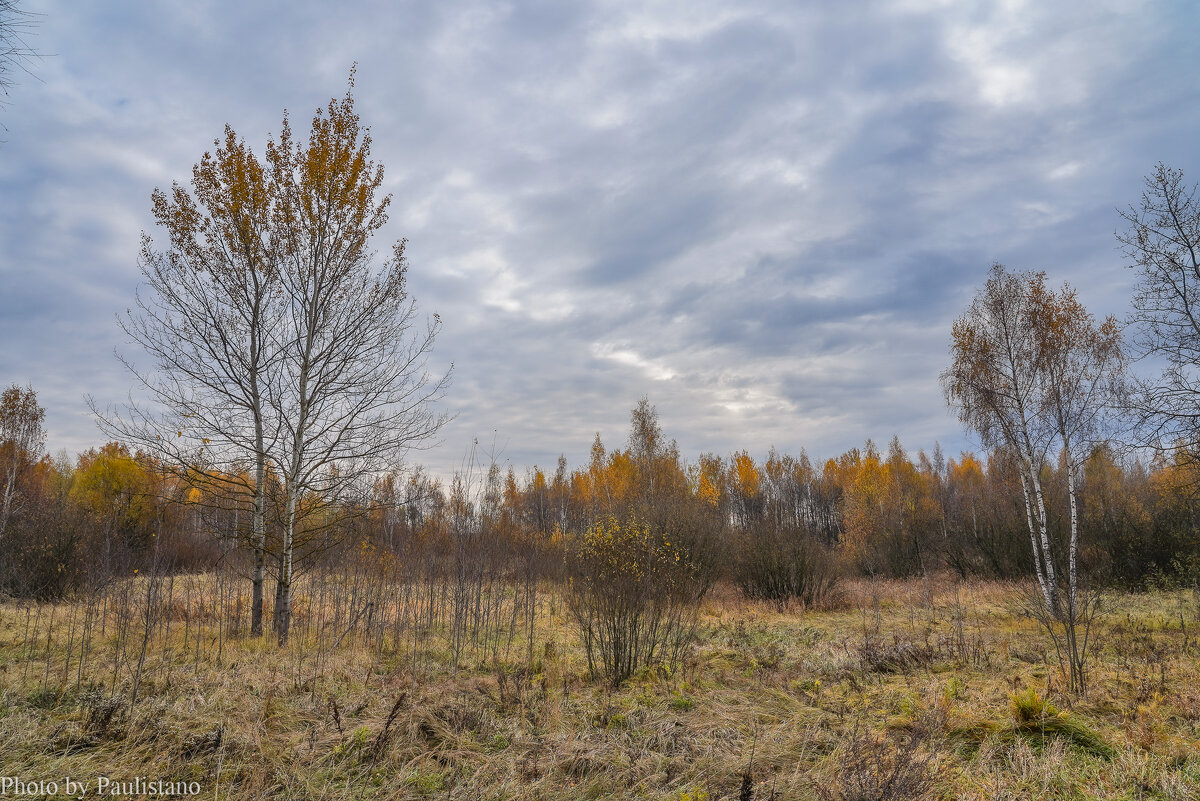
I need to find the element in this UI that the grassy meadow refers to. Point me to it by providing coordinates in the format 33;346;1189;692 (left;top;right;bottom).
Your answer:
1;574;1199;800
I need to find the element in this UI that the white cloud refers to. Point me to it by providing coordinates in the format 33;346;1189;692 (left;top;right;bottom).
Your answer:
591;343;677;381
1048;161;1084;180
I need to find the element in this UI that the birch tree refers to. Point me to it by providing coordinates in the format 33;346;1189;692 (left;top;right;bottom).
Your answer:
1034;284;1125;617
264;84;450;645
0;383;44;538
1033;284;1124;694
99;124;285;636
943;264;1124;693
943;265;1059;612
104;75;448;644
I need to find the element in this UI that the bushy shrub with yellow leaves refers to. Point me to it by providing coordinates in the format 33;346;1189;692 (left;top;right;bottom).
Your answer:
566;515;699;685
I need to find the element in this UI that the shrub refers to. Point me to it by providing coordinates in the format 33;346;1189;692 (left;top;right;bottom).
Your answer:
1;496;90;600
814;726;936;801
566;515;700;685
858;635;937;674
734;525;839;608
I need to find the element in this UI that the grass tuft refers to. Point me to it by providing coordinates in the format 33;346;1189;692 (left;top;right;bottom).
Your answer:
1009;688;1114;758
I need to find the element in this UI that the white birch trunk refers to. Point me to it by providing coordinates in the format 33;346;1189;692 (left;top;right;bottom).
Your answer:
1019;471;1054;612
1065;454;1079;619
1028;462;1059;616
0;464;15;539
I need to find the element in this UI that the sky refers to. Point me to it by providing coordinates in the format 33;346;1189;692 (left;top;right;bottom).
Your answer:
1;0;1198;480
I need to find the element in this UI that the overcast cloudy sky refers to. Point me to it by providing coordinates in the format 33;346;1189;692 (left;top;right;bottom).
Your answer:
1;0;1197;477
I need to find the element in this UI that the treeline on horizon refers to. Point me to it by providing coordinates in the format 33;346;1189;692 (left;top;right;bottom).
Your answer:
2;392;1195;603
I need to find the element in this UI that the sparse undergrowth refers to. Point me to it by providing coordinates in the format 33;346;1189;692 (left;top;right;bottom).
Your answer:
1;576;1199;800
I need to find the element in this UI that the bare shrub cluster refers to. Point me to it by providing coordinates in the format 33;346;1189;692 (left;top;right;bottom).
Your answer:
814;727;936;801
734;525;839;608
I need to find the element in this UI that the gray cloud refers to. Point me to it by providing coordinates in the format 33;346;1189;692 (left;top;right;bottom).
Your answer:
1;0;1197;479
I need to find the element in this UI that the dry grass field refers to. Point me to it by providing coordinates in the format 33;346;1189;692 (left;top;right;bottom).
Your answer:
2;575;1199;800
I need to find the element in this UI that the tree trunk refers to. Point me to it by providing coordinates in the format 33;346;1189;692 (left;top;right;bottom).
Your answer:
1028;463;1059;615
1019;472;1053;612
276;488;297;646
250;452;266;636
0;464;15;539
1065;455;1079;619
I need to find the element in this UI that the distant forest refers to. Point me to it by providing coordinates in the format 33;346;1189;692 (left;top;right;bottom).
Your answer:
2;391;1196;605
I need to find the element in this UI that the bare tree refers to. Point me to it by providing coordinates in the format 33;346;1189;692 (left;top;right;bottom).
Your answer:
1119;164;1200;456
264;82;450;645
97;127;284;636
0;1;37;104
0;383;44;538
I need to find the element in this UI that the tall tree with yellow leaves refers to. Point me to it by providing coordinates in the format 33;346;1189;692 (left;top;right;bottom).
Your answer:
103;73;450;644
263;78;450;644
99;110;286;636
